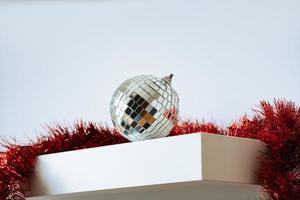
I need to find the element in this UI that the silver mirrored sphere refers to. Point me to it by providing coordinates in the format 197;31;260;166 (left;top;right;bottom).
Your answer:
110;74;179;141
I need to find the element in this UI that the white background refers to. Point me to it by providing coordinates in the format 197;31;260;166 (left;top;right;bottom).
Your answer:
0;0;299;143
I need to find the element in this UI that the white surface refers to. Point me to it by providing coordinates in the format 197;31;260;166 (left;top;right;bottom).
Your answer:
28;133;266;199
27;181;261;200
0;0;300;143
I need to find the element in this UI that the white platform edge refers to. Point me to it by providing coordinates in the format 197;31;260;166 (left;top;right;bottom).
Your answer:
27;133;266;198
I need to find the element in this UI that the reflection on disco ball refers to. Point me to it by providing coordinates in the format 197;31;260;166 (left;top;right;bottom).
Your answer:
110;74;179;141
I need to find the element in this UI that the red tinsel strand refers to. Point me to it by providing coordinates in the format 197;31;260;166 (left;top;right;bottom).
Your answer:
170;121;224;136
259;101;300;200
1;122;128;200
0;100;299;200
228;100;300;200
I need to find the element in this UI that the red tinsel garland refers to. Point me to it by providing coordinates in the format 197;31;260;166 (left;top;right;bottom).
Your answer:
0;100;299;200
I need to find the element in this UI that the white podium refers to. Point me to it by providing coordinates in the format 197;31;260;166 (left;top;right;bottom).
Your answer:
27;133;266;200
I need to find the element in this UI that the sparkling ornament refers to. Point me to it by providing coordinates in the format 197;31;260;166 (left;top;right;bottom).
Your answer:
110;74;179;141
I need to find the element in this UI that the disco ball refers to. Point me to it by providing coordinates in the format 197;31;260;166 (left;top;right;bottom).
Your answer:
110;74;179;141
